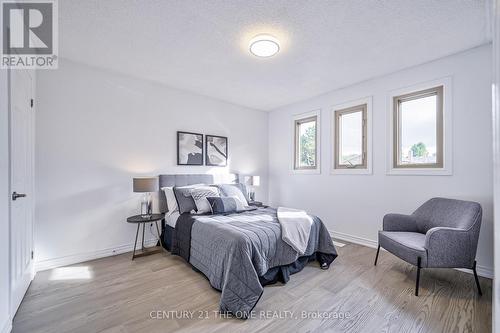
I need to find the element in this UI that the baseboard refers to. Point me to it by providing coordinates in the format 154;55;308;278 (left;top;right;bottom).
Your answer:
329;230;378;249
35;239;158;272
329;229;494;279
1;316;12;333
34;229;494;279
456;266;494;279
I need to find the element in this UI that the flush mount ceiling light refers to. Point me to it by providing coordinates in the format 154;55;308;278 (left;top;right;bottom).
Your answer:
249;34;280;58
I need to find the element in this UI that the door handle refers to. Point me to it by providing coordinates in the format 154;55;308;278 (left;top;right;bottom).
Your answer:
12;192;27;201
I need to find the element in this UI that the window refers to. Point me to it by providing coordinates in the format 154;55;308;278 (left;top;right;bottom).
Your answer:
393;86;443;169
331;97;372;175
293;112;319;172
334;104;367;169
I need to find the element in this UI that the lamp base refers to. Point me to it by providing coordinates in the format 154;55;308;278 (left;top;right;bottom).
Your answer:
140;193;152;218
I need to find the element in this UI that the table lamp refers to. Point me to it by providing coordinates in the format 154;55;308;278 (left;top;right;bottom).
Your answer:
133;177;158;218
244;175;260;201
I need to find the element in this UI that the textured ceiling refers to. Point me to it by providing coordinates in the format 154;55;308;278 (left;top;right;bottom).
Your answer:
59;0;491;111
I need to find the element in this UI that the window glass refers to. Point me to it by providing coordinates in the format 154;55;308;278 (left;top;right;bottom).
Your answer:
339;111;363;166
295;117;317;169
393;86;443;169
399;95;437;165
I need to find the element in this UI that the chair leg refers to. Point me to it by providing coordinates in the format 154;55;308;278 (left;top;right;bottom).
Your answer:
374;245;380;266
415;257;421;296
473;260;482;296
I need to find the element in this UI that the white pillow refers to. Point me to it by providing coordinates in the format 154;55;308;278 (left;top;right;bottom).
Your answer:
230;196;246;211
161;186;178;215
217;184;249;207
190;186;220;214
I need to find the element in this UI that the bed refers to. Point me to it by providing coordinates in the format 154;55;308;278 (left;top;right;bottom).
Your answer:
158;174;337;318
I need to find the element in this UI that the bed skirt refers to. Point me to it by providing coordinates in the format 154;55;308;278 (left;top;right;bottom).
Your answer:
161;222;335;287
162;224;174;252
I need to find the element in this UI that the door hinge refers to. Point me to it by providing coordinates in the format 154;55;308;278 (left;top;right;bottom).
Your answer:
31;251;34;259
30;99;34;108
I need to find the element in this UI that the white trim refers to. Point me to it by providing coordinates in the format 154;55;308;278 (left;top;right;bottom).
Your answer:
329;229;378;248
1;317;11;333
329;229;493;279
290;109;321;175
330;96;373;175
492;0;500;330
1;68;11;333
456;267;494;280
34;239;158;272
386;77;453;176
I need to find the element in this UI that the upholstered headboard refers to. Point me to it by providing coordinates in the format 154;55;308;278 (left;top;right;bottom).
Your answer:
157;173;239;213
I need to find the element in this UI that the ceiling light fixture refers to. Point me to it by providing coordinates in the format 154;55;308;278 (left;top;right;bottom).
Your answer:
249;34;280;58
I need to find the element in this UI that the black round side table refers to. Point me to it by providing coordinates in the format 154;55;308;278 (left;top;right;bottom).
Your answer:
126;213;165;260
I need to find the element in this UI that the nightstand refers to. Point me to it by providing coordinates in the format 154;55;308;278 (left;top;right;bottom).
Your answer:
248;201;267;208
126;213;165;260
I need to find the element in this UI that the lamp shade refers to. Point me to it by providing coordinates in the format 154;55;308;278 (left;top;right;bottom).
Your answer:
244;175;260;187
244;176;252;186
133;177;158;192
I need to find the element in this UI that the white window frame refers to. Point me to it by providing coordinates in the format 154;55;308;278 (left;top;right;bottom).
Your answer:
331;97;373;175
387;77;453;175
291;110;321;174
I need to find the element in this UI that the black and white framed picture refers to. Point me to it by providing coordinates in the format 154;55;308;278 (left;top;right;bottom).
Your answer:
205;135;228;166
177;131;203;165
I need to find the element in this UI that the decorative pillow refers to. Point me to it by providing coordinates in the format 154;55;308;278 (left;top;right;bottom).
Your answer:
161;186;178;215
190;186;220;214
229;196;246;211
173;184;204;214
216;183;249;206
207;196;241;214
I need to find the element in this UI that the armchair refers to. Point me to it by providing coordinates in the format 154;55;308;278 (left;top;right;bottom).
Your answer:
374;198;482;296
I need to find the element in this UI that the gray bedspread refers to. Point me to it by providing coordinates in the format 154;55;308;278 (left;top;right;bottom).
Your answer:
173;207;337;318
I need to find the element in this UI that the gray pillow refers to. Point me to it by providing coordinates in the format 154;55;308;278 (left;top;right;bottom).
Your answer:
207;196;254;214
173;185;201;214
190;186;220;214
207;197;238;214
216;183;249;205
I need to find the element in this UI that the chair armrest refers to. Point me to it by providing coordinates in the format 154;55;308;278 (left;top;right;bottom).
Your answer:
425;227;472;268
383;214;418;232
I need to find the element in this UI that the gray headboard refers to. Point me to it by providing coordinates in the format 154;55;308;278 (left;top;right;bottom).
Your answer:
159;174;214;188
158;174;239;213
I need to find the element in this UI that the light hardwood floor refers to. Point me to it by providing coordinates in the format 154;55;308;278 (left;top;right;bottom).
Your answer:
13;243;491;333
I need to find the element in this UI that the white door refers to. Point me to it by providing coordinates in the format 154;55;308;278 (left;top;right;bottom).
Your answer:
9;68;35;316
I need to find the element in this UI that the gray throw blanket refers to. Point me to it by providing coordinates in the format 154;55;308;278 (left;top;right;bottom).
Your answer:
173;207;337;318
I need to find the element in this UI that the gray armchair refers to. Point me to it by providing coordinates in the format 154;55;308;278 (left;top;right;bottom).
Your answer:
374;197;482;296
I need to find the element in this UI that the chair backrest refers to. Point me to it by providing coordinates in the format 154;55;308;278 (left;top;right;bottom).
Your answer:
412;197;482;234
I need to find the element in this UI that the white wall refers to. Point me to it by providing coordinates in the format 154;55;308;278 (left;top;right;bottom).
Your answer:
268;45;494;276
35;59;268;270
0;70;11;333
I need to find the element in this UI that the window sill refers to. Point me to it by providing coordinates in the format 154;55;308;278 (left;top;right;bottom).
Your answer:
291;168;321;175
331;168;372;175
387;167;452;176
